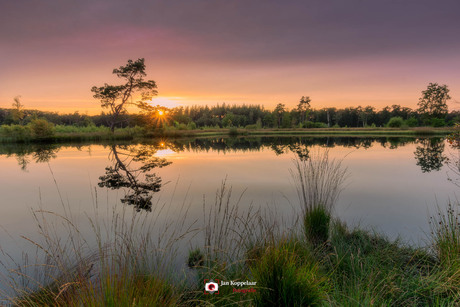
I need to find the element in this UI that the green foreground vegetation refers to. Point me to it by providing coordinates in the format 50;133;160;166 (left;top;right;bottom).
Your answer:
3;151;460;306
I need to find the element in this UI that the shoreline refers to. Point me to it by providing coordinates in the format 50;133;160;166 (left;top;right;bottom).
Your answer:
0;127;452;144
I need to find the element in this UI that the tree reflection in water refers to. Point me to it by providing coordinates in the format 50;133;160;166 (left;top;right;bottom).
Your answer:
414;138;446;173
11;144;59;171
98;144;172;212
2;136;455;201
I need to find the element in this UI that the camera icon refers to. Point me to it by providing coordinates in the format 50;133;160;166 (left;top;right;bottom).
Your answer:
204;280;219;294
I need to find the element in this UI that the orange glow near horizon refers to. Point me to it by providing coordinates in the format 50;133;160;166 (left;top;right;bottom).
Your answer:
2;82;459;114
2;2;460;115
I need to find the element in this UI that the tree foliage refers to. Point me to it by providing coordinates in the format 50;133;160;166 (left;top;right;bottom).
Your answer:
297;96;311;124
274;103;286;128
30;119;55;138
387;116;404;128
417;83;450;119
11;96;25;125
91;58;157;132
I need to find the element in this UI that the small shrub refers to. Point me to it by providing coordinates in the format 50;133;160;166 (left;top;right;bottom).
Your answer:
245;124;258;130
0;125;12;135
430;118;446;127
405;117;418;127
29;119;55;138
172;122;187;130
304;121;328;128
187;121;197;130
315;122;328;128
130;125;144;135
12;125;31;139
387;116;404;128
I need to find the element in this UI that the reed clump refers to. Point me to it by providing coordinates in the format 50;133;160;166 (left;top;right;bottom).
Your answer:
426;202;460;299
250;237;328;306
290;150;348;245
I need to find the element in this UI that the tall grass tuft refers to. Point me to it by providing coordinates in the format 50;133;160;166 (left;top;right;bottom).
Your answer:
430;202;460;265
303;205;331;245
426;202;460;299
250;237;328;306
290;150;348;244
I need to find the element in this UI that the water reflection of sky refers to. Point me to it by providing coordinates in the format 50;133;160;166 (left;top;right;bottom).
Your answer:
0;138;457;265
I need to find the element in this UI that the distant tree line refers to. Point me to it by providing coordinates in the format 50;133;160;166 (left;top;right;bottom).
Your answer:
167;102;459;129
1;103;458;130
2;69;458;130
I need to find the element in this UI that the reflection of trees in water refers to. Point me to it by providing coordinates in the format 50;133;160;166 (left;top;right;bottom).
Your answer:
270;141;310;161
0;144;60;171
33;147;58;163
0;142;172;212
0;136;446;181
98;145;171;212
414;138;446;173
382;137;409;149
167;136;416;160
0;137;427;170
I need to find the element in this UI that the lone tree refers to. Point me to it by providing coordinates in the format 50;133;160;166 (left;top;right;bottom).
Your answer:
417;83;450;122
91;58;158;132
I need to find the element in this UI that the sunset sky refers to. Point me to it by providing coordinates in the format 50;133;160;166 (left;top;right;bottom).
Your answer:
1;0;460;114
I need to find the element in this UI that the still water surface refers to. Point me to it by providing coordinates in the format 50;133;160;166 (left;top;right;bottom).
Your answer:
0;136;458;272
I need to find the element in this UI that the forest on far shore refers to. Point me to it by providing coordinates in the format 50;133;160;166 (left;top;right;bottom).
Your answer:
1;102;459;131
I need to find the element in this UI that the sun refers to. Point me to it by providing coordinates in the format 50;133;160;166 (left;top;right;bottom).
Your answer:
151;108;170;127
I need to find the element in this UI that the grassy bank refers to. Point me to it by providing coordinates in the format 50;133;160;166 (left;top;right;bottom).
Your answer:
8;204;459;306
2;153;460;306
241;126;453;137
0;125;143;143
0;125;453;144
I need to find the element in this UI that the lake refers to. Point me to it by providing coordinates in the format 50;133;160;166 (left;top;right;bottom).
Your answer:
0;136;458;293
